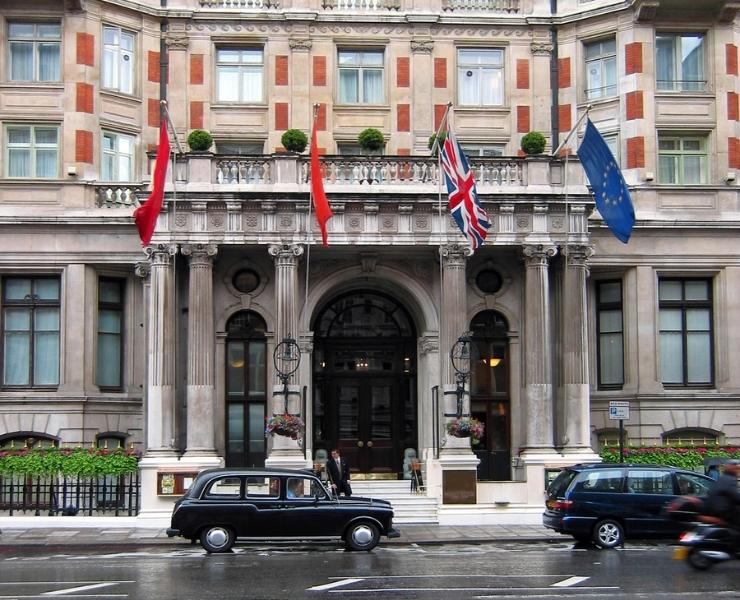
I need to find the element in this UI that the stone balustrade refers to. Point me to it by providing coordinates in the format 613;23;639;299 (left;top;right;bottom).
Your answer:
198;0;281;8
94;183;144;208
441;0;520;11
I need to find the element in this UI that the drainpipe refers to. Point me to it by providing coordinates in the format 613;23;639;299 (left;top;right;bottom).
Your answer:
550;0;559;152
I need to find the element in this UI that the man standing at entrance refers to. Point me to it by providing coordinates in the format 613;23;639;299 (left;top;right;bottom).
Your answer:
327;448;352;497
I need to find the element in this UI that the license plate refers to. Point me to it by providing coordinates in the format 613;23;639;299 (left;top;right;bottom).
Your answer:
673;547;689;560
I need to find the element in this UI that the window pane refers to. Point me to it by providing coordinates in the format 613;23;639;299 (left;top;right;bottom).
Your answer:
34;331;59;385
8;127;31;145
35;149;57;178
660;332;683;383
363;69;383;103
8;150;30;177
241;69;263;102
228;404;245;453
4;331;30;385
659;308;682;330
103;26;118;45
5;308;31;330
659;280;682;301
683;155;703;184
120;51;133;94
248;342;265;398
9;23;34;37
38;43;60;81
218;49;241;63
480;69;503;105
681;35;703;90
5;278;32;300
97;332;121;387
227;343;245;396
103;48;117;89
35;307;59;331
687;332;711;383
685;280;708;301
659;155;677;183
459;68;479;104
339;70;359;103
218;68;240;101
600;332;623;385
586;60;602;98
362;51;383;66
248;404;265;452
10;42;33;80
34;278;58;300
99;309;122;334
241;49;262;64
38;24;60;38
599;281;621;303
656;36;675;90
338;51;359;65
599;309;622;333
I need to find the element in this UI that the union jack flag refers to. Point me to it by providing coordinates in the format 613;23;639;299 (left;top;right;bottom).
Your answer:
440;126;490;250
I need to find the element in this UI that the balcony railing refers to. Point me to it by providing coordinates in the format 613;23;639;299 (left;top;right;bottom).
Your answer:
199;0;281;8
321;0;401;10
442;0;519;11
94;183;145;208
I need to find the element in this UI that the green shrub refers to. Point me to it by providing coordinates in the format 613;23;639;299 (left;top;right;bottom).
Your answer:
520;131;547;155
600;445;740;471
358;128;385;152
428;132;447;152
281;129;308;153
187;129;213;152
0;447;140;476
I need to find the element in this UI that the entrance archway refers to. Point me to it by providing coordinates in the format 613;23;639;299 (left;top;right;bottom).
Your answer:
313;291;417;475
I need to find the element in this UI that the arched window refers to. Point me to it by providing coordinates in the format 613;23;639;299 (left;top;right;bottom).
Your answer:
96;432;127;450
596;428;629;449
663;428;719;446
0;432;58;450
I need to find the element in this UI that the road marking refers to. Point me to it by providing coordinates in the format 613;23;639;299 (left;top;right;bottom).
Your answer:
44;583;120;596
325;586;619;594
307;579;364;591
552;576;590;587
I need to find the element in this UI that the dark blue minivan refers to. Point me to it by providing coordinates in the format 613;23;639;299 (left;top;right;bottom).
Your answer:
543;463;713;548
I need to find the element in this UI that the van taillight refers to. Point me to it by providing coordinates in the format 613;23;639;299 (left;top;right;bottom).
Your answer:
548;499;573;510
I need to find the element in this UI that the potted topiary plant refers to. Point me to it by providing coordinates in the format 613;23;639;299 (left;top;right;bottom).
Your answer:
280;129;308;154
428;132;447;154
520;131;547;155
357;127;385;154
187;129;214;152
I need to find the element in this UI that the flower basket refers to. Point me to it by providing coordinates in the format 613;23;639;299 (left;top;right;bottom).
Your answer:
445;418;484;445
265;414;305;440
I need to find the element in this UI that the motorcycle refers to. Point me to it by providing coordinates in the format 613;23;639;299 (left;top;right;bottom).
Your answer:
673;522;740;570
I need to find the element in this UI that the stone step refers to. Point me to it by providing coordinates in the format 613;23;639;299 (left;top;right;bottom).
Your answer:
350;481;438;524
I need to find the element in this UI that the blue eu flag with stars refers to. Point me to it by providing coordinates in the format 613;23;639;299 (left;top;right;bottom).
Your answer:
577;119;635;244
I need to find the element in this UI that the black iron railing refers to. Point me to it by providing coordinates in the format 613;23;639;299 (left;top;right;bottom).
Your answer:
0;473;140;517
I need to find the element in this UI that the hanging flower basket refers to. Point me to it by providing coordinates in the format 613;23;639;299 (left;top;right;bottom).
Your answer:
446;418;484;445
265;414;305;440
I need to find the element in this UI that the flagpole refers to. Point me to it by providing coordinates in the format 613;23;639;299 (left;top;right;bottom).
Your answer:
304;104;319;318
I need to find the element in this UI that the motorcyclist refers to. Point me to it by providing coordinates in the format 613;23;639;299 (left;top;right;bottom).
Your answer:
703;460;740;528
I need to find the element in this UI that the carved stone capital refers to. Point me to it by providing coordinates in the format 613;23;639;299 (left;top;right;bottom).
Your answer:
419;336;439;356
181;243;218;265
530;41;554;56
268;243;304;264
635;0;660;21
164;32;189;51
144;244;178;265
522;244;557;267
135;261;150;279
410;39;434;54
563;244;594;268
439;243;472;266
288;38;313;52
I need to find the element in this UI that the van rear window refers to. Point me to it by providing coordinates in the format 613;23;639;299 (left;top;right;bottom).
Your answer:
572;469;624;493
547;469;577;497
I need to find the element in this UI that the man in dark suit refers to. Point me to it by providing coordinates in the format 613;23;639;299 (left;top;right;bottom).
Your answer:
327;448;352;497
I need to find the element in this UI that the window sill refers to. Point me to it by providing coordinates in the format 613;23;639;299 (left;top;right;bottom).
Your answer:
0;82;64;90
333;103;390;111
99;89;140;103
211;103;268;109
454;105;508;113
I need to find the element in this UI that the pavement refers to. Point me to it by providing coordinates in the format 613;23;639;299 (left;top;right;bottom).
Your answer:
0;520;567;547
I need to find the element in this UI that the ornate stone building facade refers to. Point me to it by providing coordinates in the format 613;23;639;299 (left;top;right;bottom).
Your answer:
0;0;738;522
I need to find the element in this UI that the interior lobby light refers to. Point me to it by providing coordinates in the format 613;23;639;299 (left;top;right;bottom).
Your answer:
489;356;502;367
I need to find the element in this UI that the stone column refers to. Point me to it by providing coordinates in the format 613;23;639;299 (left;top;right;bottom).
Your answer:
530;40;554;140
289;38;312;132
410;38;434;153
561;245;597;455
181;243;219;459
521;244;557;455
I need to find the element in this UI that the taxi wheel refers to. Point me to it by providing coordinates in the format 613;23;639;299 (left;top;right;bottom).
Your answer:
200;525;235;553
345;522;380;552
592;519;623;549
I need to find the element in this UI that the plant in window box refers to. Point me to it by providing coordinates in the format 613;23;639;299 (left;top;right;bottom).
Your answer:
445;417;485;445
187;129;214;153
265;413;305;440
520;131;547;155
280;129;308;154
357;128;385;154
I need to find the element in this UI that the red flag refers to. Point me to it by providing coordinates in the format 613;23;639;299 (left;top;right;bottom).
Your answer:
310;128;333;247
134;121;170;246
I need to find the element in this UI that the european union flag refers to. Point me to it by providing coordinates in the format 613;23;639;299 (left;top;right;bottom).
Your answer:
577;119;635;243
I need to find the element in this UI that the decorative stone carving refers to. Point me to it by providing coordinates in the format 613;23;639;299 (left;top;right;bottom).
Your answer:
174;213;188;229
635;0;660;21
268;243;304;263
164;32;189;51
144;243;178;263
288;38;313;52
418;336;439;356
522;244;557;267
380;214;397;231
414;213;431;232
134;261;150;279
530;41;554;56
181;243;218;264
360;253;378;273
562;244;594;270
245;213;260;230
439;243;472;266
410;39;434;54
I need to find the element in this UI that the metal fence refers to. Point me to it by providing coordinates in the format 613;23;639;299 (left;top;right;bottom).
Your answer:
0;473;140;517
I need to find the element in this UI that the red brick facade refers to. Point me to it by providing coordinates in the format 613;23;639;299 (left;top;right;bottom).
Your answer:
148;51;160;83
434;58;447;88
626;91;644;120
315;103;327;131
76;33;94;66
626;136;645;168
148;98;160;127
434;104;447;131
557;57;570;89
397;57;410;88
275;102;289;130
275;56;288;86
728;92;739;121
729;137;740;169
75;130;93;163
625;42;643;75
313;56;326;87
516;59;529;89
558;104;571;132
516;106;530;133
190;55;204;85
190;101;204;130
397;104;410;132
727;44;738;76
75;83;93;114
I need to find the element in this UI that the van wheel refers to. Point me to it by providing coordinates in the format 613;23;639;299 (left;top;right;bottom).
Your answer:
687;548;714;571
345;522;380;551
200;525;235;553
592;519;623;549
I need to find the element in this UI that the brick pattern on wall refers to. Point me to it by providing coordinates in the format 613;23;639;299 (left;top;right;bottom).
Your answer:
75;83;93;114
728;92;739;121
397;57;410;88
148;98;160;127
434;58;447;88
517;106;530;133
558;57;570;89
190;55;204;85
626;91;644;120
275;102;289;130
76;33;94;66
434;104;447;131
627;136;645;168
397;148;411;155
516;59;529;89
148;51;160;83
625;42;643;75
558;104;571;132
75;130;93;163
727;44;738;76
316;103;327;131
275;55;288;86
730;138;740;169
397;104;410;132
313;56;326;87
190;101;204;130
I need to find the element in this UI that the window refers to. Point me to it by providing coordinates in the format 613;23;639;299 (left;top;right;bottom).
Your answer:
96;433;126;450
658;135;707;184
216;48;264;103
97;278;124;389
573;469;623;493
626;470;673;495
664;429;718;446
2;277;60;387
458;49;504;106
0;433;58;450
338;50;384;104
206;477;242;498
656;33;705;92
676;472;713;496
659;278;712;386
246;476;280;497
461;144;505;157
596;429;628;449
8;22;61;82
603;134;619;165
5;124;59;178
103;25;135;94
101;132;135;182
596;280;624;388
216;141;264;154
584;38;616;100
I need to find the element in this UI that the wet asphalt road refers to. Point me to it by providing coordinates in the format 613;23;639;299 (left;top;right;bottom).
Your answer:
0;540;738;599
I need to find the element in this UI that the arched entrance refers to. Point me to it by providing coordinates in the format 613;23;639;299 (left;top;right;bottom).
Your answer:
469;310;511;481
224;311;267;467
313;291;417;475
